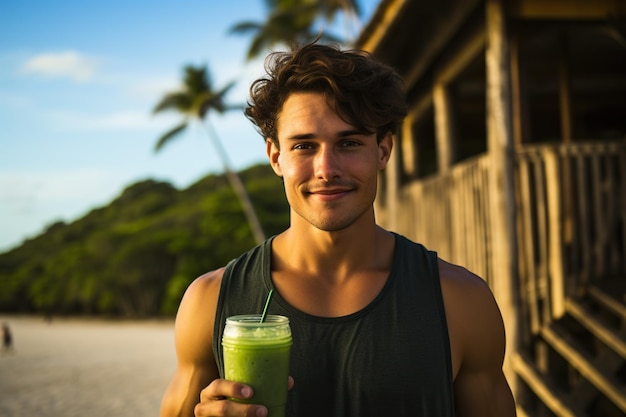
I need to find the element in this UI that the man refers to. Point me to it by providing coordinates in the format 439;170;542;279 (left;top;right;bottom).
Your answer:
160;42;516;417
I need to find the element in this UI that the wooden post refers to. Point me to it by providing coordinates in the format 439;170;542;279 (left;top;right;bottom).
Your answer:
434;83;457;173
485;0;520;396
509;34;530;147
544;148;566;319
385;132;402;232
558;32;574;250
558;33;572;145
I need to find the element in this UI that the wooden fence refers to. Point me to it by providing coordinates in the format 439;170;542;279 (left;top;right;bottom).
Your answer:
387;154;494;285
515;141;626;336
378;139;626;414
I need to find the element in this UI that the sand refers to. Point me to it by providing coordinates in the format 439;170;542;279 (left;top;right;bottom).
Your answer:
0;316;177;417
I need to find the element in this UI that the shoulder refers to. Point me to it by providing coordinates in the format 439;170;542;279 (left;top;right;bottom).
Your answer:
437;259;506;371
174;268;226;366
437;259;517;415
179;267;226;317
438;259;494;307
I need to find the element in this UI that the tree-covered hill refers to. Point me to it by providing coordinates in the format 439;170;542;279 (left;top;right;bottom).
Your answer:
0;163;289;318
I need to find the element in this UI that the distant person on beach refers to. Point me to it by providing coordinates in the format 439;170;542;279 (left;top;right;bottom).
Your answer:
160;42;516;417
2;322;14;353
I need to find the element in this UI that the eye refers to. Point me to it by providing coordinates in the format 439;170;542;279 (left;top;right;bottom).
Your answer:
292;142;314;150
340;139;361;147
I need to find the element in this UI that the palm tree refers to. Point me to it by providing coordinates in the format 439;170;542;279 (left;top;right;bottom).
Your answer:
230;0;361;60
153;65;265;245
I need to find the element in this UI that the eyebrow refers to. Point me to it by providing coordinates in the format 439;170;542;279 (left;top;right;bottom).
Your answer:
286;130;368;140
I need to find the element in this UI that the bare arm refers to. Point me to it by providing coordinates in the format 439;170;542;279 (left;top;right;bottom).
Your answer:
160;269;266;417
440;260;516;417
160;270;222;417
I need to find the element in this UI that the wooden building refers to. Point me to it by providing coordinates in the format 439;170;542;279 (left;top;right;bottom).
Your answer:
356;0;626;415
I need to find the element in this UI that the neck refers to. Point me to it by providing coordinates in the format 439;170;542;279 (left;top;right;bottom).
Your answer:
274;219;393;280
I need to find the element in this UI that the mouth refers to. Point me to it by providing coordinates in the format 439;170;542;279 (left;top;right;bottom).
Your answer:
306;186;353;201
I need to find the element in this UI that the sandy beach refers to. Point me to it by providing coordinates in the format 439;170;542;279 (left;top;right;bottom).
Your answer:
0;315;177;417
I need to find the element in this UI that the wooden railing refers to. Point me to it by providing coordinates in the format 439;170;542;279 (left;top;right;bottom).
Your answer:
388;154;494;284
514;140;626;416
380;139;625;305
515;141;626;333
378;139;626;415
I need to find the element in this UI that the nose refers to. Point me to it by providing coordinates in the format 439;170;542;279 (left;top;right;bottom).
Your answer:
314;145;341;182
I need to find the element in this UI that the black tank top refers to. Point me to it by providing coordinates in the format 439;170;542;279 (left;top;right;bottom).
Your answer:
213;233;455;417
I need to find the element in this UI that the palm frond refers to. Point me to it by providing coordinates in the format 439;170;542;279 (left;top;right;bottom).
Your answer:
212;81;237;112
153;92;193;114
229;21;264;35
183;65;211;95
154;121;188;152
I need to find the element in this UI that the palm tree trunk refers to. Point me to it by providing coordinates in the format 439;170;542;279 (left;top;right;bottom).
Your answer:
204;121;266;245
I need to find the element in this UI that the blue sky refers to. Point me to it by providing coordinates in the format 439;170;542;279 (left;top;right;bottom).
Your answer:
0;0;380;252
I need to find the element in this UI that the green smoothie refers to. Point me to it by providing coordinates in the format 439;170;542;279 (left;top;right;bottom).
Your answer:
222;315;292;417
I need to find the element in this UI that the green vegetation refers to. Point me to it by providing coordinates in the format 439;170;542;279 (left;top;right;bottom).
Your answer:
0;163;289;318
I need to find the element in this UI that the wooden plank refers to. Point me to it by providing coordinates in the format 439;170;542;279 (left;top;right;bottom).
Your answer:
515;407;530;417
588;285;626;321
486;0;519;387
512;353;582;417
509;34;526;148
544;148;565;318
591;154;606;277
533;153;551;323
433;84;456;174
401;113;417;178
558;33;572;145
510;0;624;19
473;165;486;279
541;325;626;414
518;158;540;334
621;146;626;269
604;154;620;275
465;166;474;273
566;299;626;358
358;0;407;53
575;152;591;290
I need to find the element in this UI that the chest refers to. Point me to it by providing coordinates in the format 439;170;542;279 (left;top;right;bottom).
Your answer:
271;270;389;317
285;309;454;416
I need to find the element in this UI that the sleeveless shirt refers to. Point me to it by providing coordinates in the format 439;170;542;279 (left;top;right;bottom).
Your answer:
213;233;455;417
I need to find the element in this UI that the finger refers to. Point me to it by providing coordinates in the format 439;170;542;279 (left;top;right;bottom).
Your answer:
194;398;267;417
196;380;268;417
288;376;295;390
200;379;253;402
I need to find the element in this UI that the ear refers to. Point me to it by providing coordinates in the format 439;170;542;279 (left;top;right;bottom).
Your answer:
377;132;393;170
266;139;283;177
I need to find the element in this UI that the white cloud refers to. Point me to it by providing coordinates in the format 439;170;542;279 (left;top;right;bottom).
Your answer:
21;50;100;82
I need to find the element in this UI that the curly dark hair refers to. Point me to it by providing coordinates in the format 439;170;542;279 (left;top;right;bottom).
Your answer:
245;42;407;145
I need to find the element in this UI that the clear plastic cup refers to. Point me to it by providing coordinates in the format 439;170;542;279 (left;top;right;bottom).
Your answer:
222;315;292;417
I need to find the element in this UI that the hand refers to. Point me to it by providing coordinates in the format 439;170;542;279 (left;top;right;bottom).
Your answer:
194;377;295;417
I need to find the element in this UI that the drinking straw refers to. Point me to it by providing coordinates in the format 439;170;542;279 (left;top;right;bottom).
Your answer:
260;289;274;323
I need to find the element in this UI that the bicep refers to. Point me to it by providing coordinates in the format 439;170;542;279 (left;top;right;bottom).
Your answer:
454;369;516;417
441;262;516;416
160;272;223;417
456;287;516;416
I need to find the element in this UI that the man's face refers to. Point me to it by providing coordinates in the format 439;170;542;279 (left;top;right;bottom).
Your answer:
266;92;392;232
